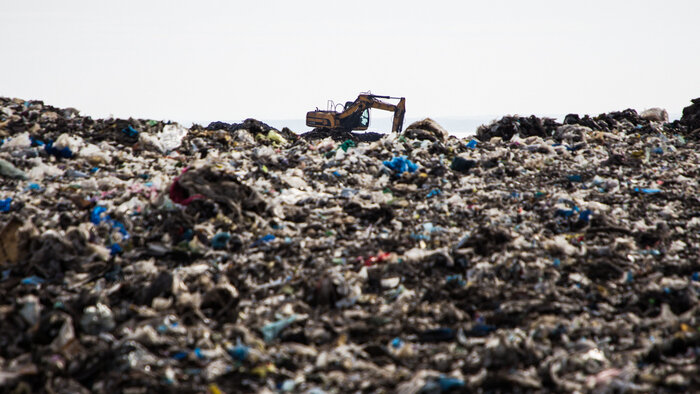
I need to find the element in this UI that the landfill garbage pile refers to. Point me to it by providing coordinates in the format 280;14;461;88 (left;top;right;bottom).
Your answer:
1;96;700;393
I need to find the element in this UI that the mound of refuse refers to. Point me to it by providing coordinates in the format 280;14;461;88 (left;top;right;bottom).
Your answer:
1;96;700;392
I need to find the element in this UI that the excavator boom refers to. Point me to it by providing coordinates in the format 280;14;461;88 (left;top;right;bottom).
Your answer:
306;94;406;133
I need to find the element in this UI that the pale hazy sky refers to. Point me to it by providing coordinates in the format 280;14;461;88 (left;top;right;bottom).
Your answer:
1;1;699;128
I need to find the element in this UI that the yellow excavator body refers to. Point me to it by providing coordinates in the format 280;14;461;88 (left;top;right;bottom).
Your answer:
306;94;406;133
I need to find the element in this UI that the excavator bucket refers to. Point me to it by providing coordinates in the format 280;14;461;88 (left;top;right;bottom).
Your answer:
392;98;406;133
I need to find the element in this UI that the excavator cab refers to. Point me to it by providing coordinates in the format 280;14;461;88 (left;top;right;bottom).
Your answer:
360;109;369;128
344;101;370;129
306;94;404;133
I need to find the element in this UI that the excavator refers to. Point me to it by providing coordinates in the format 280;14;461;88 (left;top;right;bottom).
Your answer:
306;94;406;133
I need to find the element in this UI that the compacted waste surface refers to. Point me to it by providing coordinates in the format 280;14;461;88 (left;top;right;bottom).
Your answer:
1;97;700;392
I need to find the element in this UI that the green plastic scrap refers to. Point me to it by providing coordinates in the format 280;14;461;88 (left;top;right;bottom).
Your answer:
266;130;287;145
339;139;356;152
0;158;28;180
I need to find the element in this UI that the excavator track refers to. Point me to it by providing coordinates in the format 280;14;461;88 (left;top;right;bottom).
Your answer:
300;127;383;142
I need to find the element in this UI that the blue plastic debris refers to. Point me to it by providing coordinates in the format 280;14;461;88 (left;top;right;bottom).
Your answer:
692;272;700;282
634;187;661;194
626;271;634;283
383;156;418;175
391;337;403;348
172;351;188;360
21;276;45;285
579;209;593;222
251;233;276;247
122;125;139;137
652;147;664;154
555;208;577;218
182;229;194;241
332;170;342;177
553;258;561;267
261;314;299;342
467;324;496;337
445;274;466;287
157;320;180;334
91;206;109;225
44;141;73;159
228;344;250;362
556;206;592;223
412;223;443;241
91;206;129;237
567;174;583;182
466;139;478;149
30;137;45;147
0;198;11;212
211;232;231;250
194;347;205;360
27;183;41;191
90;206;129;255
426;189;441;198
111;221;129;237
110;243;123;256
410;233;431;241
437;376;465;392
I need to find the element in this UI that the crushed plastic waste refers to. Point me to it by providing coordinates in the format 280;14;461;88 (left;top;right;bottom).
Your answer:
634;187;661;194
383;155;418;175
0;197;11;212
338;139;355;152
227;344;250;362
44;140;73;159
261;314;301;342
0;158;28;179
208;232;228;250
122;125;139;137
1;95;700;392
